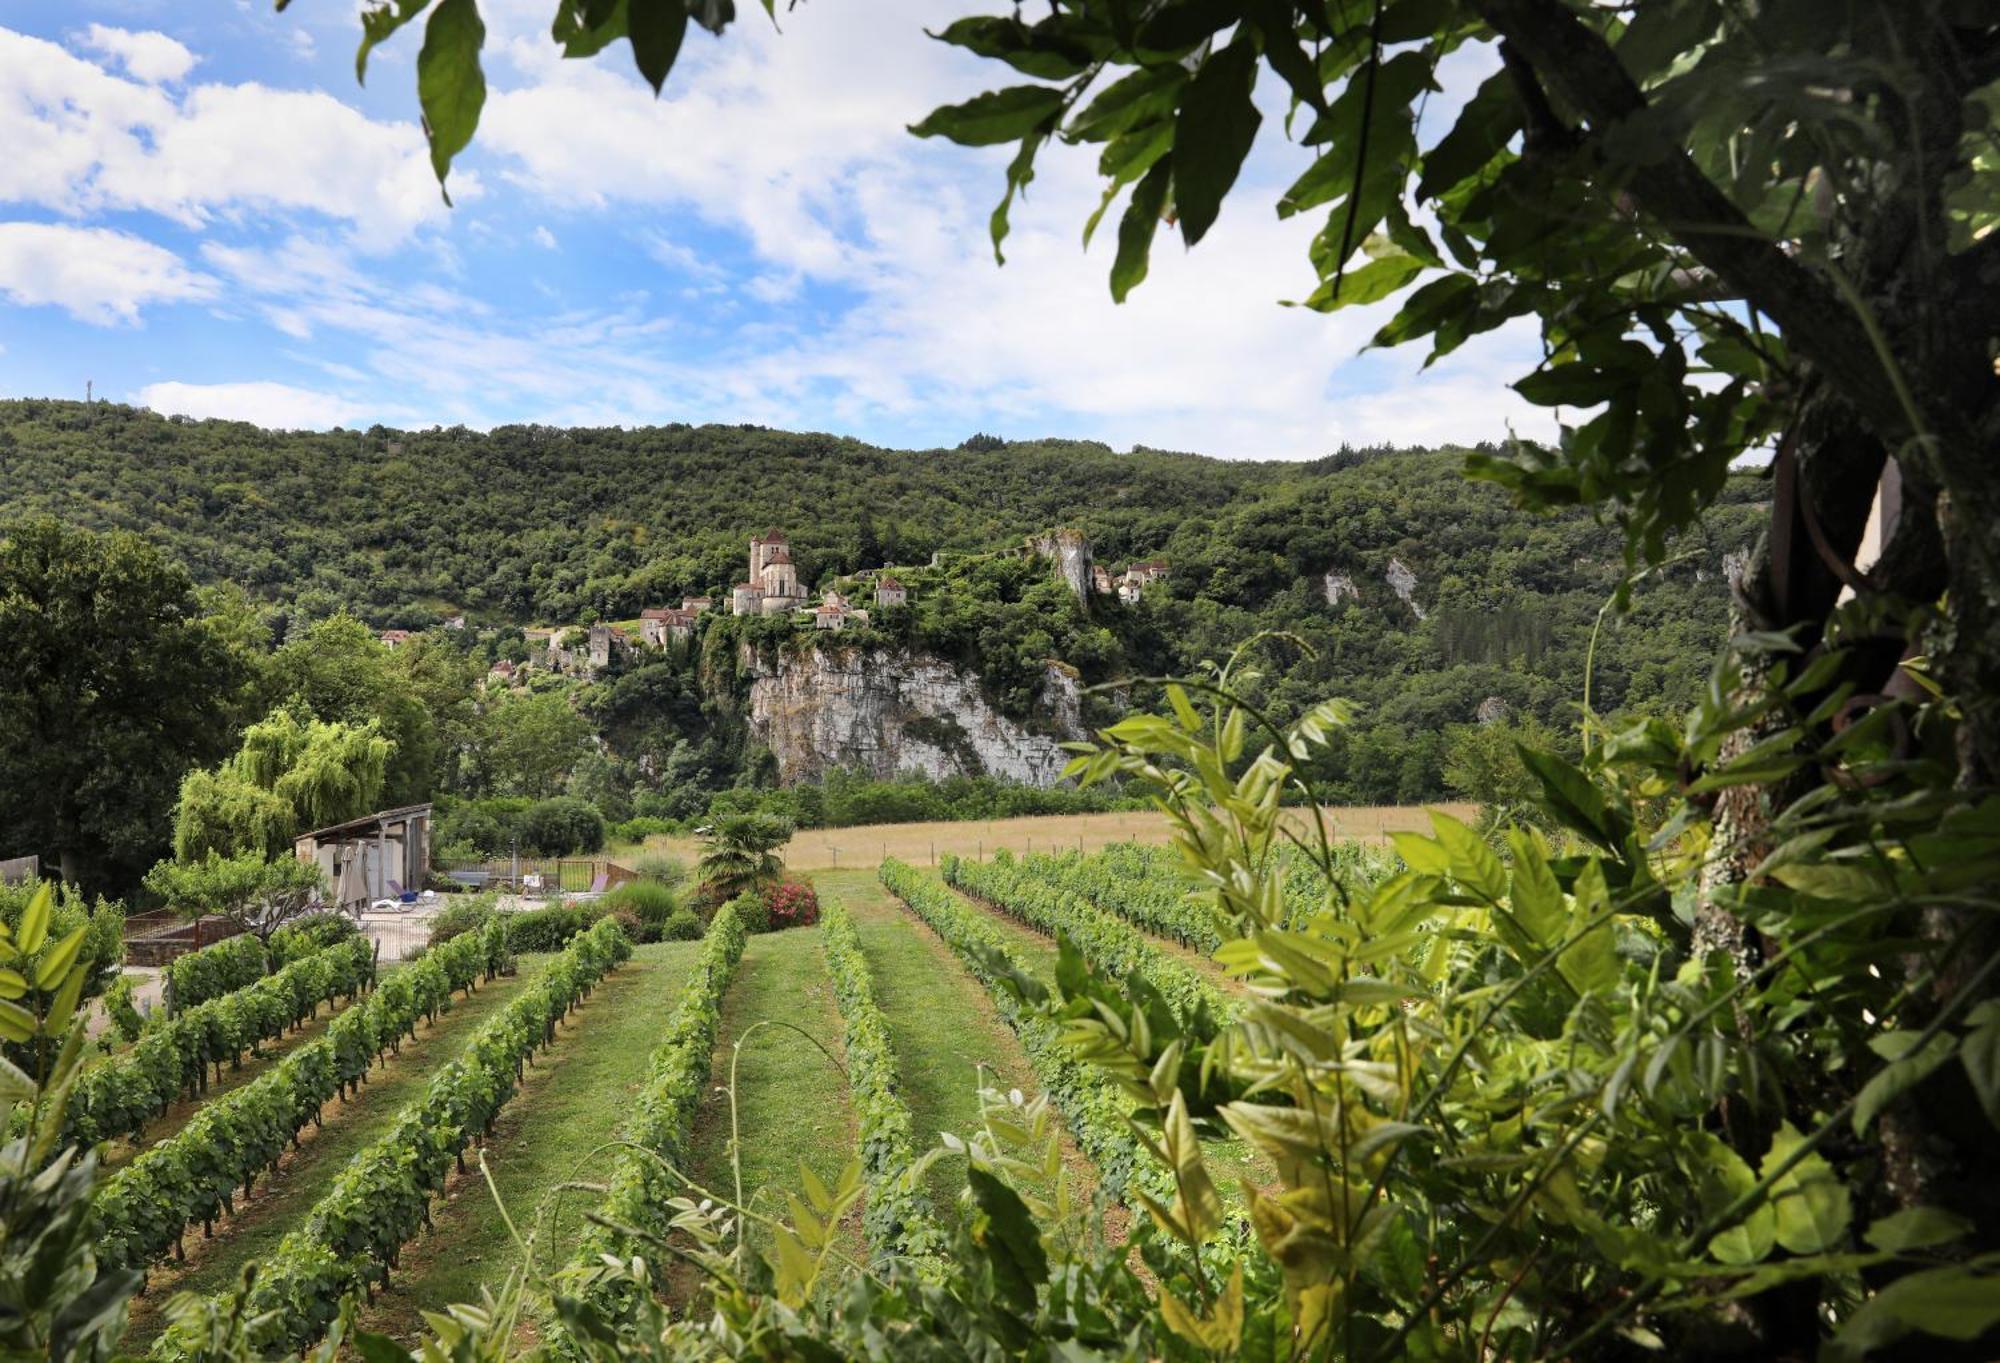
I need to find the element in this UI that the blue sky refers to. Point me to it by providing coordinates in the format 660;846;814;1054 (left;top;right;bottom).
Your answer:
0;0;1549;459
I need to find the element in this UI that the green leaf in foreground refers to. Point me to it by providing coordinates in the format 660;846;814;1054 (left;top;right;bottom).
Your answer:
417;0;487;191
910;86;1063;147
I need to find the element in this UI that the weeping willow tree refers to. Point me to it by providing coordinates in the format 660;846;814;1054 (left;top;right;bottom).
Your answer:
172;707;395;861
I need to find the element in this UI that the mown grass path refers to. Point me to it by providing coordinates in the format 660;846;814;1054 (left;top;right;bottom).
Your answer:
813;869;1056;1221
680;925;862;1279
355;941;704;1342
121;963;539;1346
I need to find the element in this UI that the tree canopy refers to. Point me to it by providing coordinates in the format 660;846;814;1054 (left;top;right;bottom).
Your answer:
0;520;249;893
173;707;394;860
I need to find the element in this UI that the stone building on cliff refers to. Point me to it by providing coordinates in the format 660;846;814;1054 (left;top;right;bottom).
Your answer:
731;529;810;616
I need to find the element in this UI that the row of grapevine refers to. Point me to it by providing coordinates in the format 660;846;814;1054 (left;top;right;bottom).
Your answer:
94;920;508;1272
819;902;947;1275
151;917;631;1361
1018;845;1222;952
877;859;1172;1213
940;853;1232;1028
1276;840;1394;924
162;934;267;1015
64;937;379;1148
561;902;749;1336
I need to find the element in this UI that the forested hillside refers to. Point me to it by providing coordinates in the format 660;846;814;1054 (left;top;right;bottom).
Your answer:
0;397;1765;807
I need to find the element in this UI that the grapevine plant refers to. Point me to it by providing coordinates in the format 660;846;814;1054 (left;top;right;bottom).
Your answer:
819;902;949;1277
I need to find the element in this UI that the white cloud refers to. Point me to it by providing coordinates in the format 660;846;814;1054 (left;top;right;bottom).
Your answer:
0;222;216;324
455;0;1547;456
0;26;464;249
135;379;363;429
81;24;196;84
0;7;1547;455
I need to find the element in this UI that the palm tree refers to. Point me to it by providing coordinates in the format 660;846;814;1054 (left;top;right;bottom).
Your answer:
696;814;794;901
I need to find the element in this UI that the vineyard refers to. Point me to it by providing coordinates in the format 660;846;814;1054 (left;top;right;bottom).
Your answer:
81;837;1329;1352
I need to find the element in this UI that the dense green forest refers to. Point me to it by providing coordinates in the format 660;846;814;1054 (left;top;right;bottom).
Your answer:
0;398;1765;854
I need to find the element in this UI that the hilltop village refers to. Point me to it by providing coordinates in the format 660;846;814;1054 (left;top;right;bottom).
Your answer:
382;528;1170;686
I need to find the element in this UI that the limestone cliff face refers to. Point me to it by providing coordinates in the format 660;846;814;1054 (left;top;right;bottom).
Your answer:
1029;528;1093;605
742;644;1085;786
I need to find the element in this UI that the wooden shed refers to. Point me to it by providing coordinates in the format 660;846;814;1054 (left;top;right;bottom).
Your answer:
294;803;432;914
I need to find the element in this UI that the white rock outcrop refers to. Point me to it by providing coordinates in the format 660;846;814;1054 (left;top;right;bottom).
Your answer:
1322;570;1359;605
1723;549;1750;590
742;644;1084;786
1029;528;1094;605
1386;557;1426;619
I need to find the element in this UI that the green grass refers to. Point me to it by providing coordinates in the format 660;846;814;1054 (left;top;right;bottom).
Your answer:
682;925;861;1267
121;963;541;1345
813;869;1049;1219
356;942;705;1342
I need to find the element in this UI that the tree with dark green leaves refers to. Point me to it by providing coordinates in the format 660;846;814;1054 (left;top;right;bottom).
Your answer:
695;811;793;901
349;0;2000;777
479;689;595;798
268;613;440;807
0;520;248;892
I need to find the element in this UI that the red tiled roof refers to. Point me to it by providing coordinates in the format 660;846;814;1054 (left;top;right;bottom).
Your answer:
763;546;793;564
640;608;673;619
878;575;903;590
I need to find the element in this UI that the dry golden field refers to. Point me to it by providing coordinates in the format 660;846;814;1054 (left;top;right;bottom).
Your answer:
619;804;1471;872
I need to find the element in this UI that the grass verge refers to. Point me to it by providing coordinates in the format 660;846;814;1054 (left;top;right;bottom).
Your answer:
681;925;861;1271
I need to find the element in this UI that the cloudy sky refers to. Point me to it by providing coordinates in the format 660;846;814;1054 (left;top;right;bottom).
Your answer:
0;0;1551;458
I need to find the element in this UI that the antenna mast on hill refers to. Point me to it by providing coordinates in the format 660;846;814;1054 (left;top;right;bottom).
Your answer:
86;379;92;403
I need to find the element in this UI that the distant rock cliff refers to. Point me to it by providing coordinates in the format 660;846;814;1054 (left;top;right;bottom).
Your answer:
741;644;1084;786
1028;528;1094;605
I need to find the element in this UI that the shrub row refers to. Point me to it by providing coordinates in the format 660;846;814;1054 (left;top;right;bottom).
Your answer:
1019;844;1222;952
561;901;748;1337
64;937;379;1149
819;902;947;1274
266;913;363;965
940;852;1232;1029
150;917;628;1361
163;933;268;1015
94;920;508;1272
877;859;1171;1213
